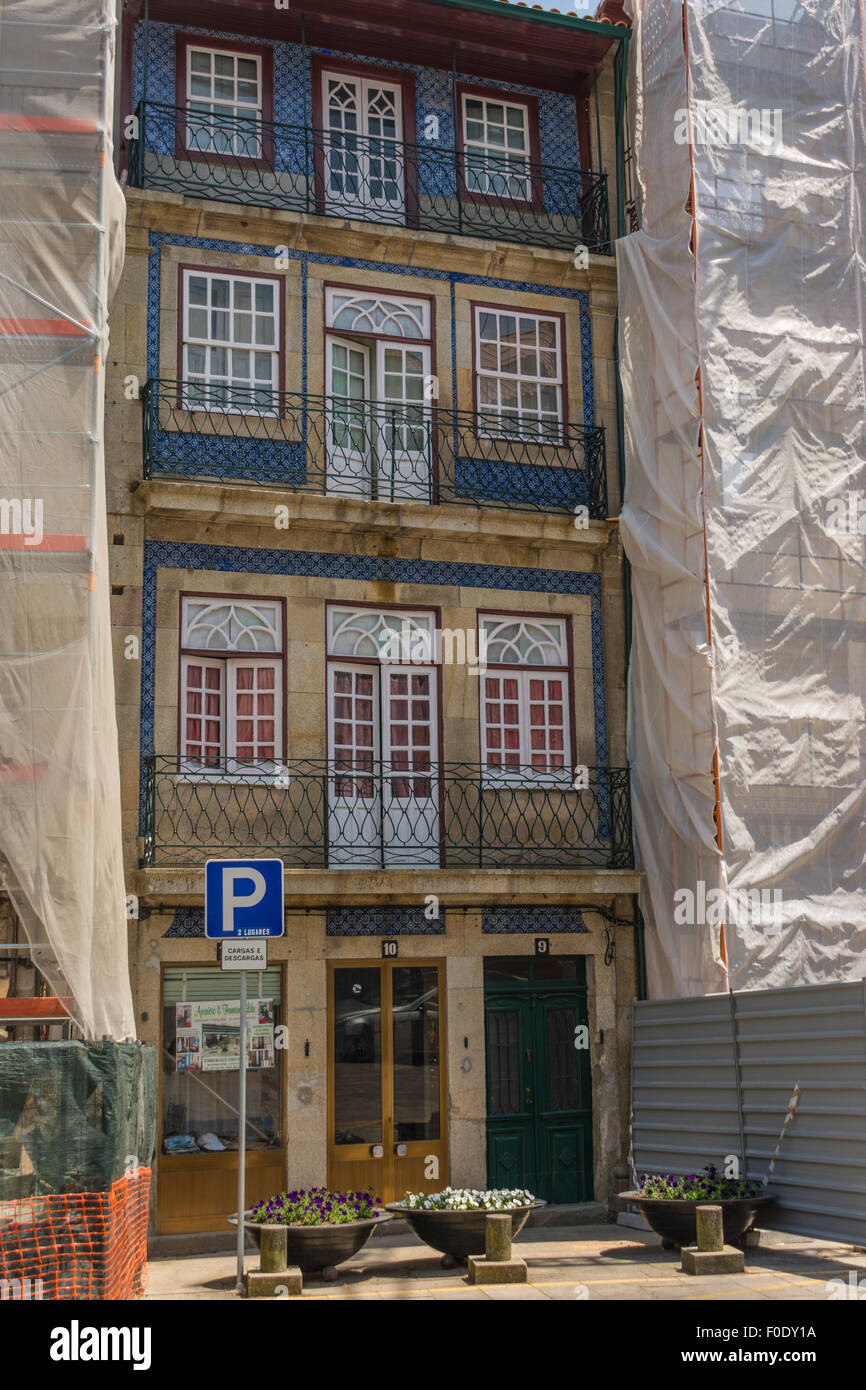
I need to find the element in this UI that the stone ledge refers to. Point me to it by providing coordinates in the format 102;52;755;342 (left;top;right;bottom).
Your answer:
132;478;617;553
132;865;642;906
123;186;618;289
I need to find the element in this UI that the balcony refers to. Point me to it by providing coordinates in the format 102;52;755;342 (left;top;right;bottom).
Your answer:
141;758;633;871
141;381;608;517
128;101;611;255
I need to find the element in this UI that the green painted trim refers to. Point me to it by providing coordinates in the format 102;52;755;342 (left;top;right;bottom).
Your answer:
634;904;647;1001
430;0;630;42
614;29;630;241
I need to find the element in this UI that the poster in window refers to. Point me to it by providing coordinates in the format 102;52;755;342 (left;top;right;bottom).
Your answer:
174;999;274;1072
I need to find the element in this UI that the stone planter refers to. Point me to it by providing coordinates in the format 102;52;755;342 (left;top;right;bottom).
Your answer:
618;1192;773;1248
385;1200;545;1263
228;1208;393;1275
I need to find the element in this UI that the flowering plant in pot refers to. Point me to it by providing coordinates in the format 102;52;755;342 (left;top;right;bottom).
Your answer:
251;1188;378;1226
620;1164;772;1248
386;1187;545;1263
228;1187;392;1275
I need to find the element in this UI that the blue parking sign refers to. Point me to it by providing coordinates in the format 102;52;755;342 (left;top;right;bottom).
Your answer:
205;858;284;939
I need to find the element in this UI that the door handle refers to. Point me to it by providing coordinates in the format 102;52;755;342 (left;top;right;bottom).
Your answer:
370;1144;384;1158
394;1143;408;1156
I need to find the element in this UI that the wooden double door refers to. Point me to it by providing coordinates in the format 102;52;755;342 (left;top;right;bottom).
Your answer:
484;956;593;1203
327;960;448;1202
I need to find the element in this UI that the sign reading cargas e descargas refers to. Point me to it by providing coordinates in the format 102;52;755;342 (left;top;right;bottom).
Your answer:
220;940;269;971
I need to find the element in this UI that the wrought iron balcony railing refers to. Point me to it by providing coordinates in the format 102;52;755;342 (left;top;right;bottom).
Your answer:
142;757;633;871
142;380;608;516
128;100;611;255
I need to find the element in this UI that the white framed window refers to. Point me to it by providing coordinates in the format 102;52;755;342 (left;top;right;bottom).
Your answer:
180;598;282;772
479;615;571;780
186;46;263;158
321;72;404;217
326;606;440;870
328;606;436;660
324;289;434;502
461;93;532;202
181;269;279;412
325;289;431;340
474;306;563;440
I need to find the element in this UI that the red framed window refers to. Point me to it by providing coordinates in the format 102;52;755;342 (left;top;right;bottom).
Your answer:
179;266;282;412
473;302;565;440
458;84;542;209
175;36;273;165
311;57;417;221
478;614;572;779
179;596;284;771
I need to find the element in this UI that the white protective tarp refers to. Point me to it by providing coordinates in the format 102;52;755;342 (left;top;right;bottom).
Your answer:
619;0;866;995
0;0;134;1038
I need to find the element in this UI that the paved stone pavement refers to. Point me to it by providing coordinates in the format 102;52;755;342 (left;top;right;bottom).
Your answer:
144;1225;866;1301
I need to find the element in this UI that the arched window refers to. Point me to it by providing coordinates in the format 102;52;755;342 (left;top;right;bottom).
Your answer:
180;597;283;769
326;290;430;340
479;614;571;778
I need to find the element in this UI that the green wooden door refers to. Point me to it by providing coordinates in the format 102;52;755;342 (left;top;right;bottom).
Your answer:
484;958;592;1203
484;992;537;1193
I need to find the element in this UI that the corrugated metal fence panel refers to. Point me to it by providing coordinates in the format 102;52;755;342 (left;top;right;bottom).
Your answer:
733;982;866;1245
632;994;741;1177
632;981;866;1247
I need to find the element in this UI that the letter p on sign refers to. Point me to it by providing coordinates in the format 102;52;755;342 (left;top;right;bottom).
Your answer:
205;858;285;939
223;867;265;934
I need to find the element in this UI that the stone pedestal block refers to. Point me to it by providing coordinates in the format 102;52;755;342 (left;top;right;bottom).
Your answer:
681;1245;745;1276
467;1255;528;1284
466;1211;528;1283
246;1266;303;1297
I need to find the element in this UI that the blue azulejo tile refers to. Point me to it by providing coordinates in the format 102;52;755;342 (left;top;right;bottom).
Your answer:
138;540;608;840
482;906;589;934
326;906;443;936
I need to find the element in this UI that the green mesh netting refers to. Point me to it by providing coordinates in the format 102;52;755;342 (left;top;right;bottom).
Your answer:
0;1041;156;1198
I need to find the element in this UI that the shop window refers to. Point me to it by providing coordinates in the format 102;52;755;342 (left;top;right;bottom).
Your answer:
161;965;282;1156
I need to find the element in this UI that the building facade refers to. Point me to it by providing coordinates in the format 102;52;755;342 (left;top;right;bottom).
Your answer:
109;0;638;1233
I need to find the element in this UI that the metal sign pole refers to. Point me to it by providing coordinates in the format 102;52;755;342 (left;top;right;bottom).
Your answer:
236;966;248;1294
205;858;283;1297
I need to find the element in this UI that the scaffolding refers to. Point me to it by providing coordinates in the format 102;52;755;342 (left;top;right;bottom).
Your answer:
0;0;134;1039
619;0;866;995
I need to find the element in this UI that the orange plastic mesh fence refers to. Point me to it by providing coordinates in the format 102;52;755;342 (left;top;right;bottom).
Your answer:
0;1169;151;1301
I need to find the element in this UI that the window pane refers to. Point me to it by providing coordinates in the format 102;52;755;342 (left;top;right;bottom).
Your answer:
162;986;282;1151
333;969;382;1146
393;967;440;1141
